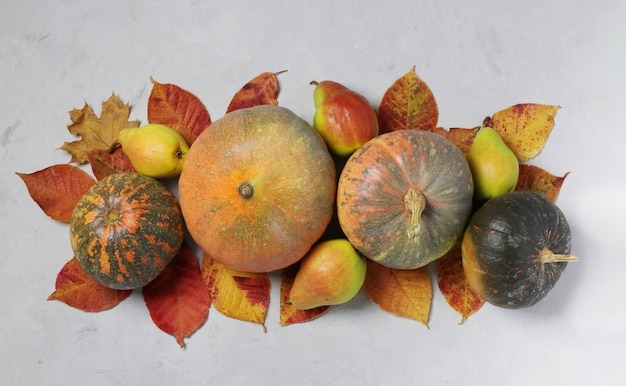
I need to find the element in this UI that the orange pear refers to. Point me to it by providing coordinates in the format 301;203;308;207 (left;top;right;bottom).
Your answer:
289;239;367;310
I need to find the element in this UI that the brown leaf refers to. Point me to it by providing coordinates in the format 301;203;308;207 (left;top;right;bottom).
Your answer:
48;258;132;312
426;127;479;154
484;104;560;162
202;254;270;330
279;263;330;326
363;259;431;327
60;93;139;164
377;66;438;134
17;164;96;222
143;243;211;348
226;70;286;114
147;78;212;145
516;164;569;202
86;147;135;181
437;243;484;323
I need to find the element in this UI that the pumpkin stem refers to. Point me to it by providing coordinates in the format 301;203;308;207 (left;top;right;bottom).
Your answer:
538;247;579;264
238;182;254;199
404;187;426;242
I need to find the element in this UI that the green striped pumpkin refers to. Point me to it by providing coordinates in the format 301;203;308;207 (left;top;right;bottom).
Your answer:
69;172;183;290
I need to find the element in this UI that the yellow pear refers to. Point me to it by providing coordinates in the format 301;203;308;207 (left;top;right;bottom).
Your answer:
466;126;519;201
117;124;189;179
289;239;367;310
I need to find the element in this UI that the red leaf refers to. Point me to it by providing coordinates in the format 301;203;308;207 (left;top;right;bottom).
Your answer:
515;164;569;202
48;258;132;312
377;66;439;134
225;70;286;114
86;147;135;180
279;263;330;326
437;243;484;323
426;127;479;154
363;260;432;327
147;78;212;145
143;243;211;348
17;164;96;222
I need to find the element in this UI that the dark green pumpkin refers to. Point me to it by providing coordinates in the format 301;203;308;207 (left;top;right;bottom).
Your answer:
462;191;577;309
69;172;184;290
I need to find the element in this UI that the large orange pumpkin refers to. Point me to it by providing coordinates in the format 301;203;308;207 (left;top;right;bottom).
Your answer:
178;105;337;273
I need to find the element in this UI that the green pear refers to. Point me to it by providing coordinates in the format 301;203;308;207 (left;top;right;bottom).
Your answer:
116;124;189;179
311;80;379;157
466;127;520;201
289;239;366;310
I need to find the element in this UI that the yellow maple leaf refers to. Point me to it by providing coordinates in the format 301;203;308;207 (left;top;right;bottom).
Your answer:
60;93;139;164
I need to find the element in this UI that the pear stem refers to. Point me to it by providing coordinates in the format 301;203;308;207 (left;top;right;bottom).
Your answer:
538;247;579;264
310;80;319;86
404;188;426;242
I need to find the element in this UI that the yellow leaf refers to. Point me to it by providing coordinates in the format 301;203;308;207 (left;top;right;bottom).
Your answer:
484;103;560;162
363;260;431;327
60;93;139;164
201;254;270;330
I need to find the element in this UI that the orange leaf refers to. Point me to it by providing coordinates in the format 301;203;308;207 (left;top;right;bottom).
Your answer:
143;243;211;348
437;243;484;323
279;263;329;326
202;255;270;330
516;164;569;202
60;93;139;164
377;66;438;134
48;257;132;312
147;78;212;145
363;260;431;327
17;164;96;222
86;147;135;181
484;104;560;162
226;70;286;114
426;127;479;154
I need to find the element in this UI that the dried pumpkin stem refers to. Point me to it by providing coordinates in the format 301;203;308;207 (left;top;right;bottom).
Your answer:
404;187;426;242
539;247;579;264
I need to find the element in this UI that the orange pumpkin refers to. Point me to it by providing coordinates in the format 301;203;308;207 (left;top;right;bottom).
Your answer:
178;105;337;273
337;130;474;269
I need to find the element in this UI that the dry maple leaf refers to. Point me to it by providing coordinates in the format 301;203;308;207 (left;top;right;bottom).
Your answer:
60;93;139;164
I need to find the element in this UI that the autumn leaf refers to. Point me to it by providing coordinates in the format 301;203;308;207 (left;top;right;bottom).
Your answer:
363;260;431;327
437;243;484;323
516;164;569;202
483;104;560;162
17;164;96;222
147;78;212;146
202;255;270;330
279;263;329;326
226;70;286;114
377;66;439;134
143;243;211;348
48;258;132;312
86;147;135;181
426;127;479;154
60;93;139;164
